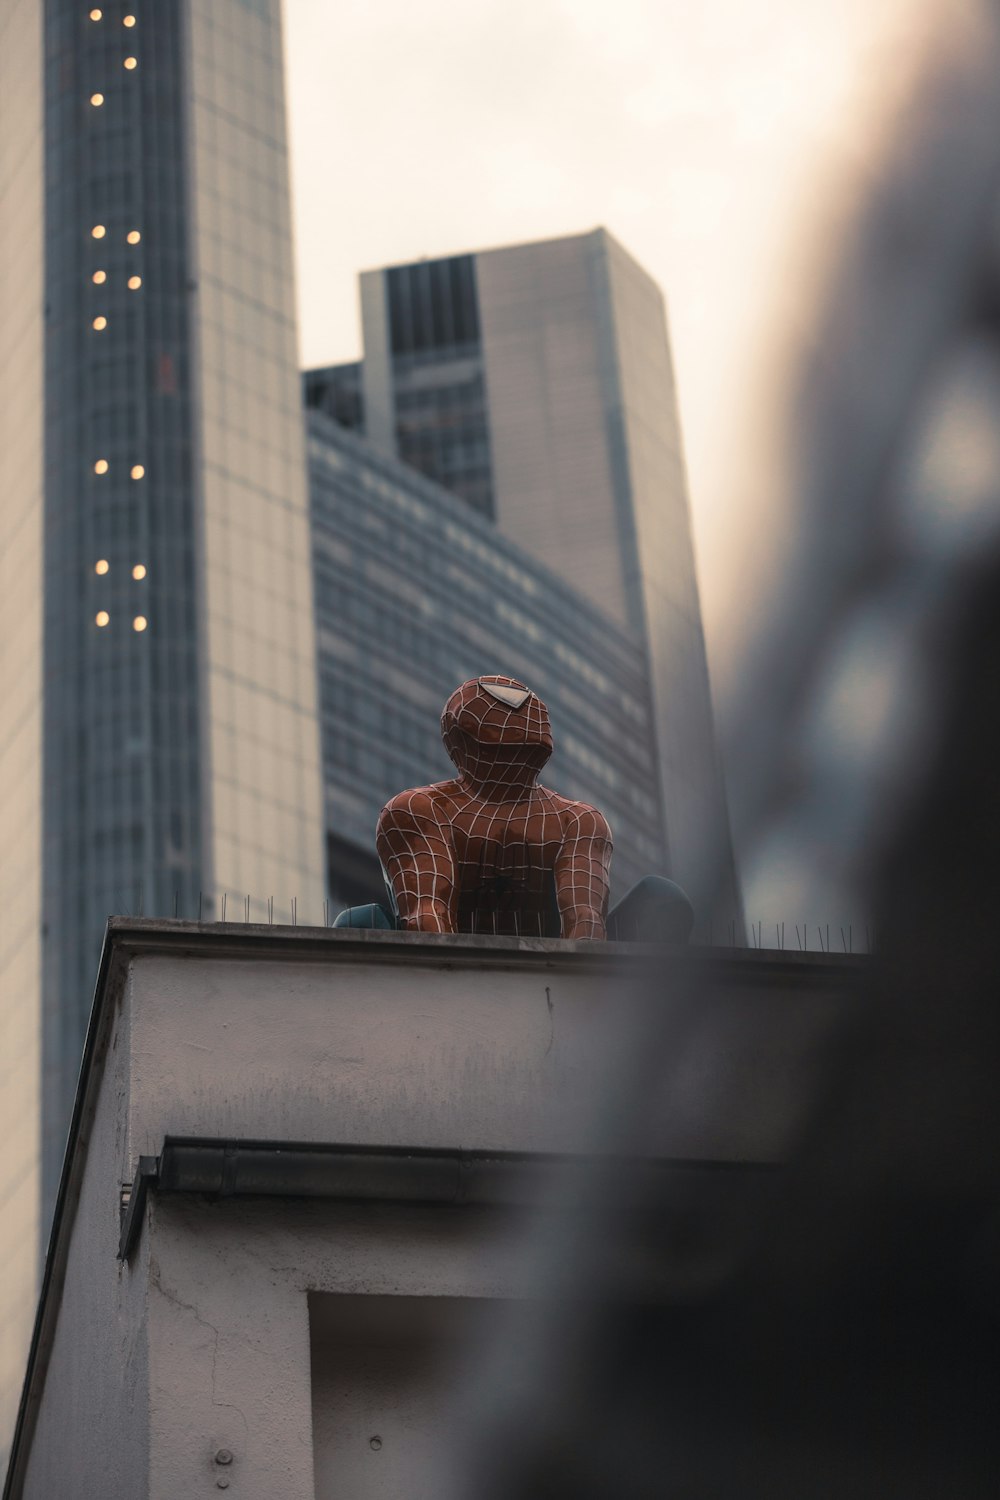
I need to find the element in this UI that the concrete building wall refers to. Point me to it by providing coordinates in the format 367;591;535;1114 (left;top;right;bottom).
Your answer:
476;235;633;631
309;1293;497;1500
358;270;395;455
121;939;842;1165
6;926;861;1498
21;969;150;1500
599;233;741;918
142;1198;521;1500
475;229;740;917
184;0;325;924
0;0;45;1459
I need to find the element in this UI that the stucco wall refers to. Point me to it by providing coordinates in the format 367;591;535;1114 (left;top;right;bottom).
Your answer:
8;927;861;1498
124;937;846;1169
20;981;149;1500
144;1195;524;1499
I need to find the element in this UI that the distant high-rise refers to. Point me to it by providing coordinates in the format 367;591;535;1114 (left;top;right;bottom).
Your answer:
310;231;741;919
0;0;324;1449
307;409;670;910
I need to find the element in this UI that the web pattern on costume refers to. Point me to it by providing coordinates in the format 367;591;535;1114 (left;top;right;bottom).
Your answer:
376;675;613;939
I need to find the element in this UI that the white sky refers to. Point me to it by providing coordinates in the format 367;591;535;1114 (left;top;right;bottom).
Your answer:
284;0;920;653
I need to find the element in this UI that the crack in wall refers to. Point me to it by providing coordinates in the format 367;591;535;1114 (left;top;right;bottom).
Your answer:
149;1260;249;1440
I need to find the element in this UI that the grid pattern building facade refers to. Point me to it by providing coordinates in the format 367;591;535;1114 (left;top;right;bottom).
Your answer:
308;411;669;909
353;231;741;920
0;0;325;1454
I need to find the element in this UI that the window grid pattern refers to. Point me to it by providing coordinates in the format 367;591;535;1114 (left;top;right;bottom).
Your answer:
386;257;497;520
308;414;669;899
41;0;204;1206
186;0;326;926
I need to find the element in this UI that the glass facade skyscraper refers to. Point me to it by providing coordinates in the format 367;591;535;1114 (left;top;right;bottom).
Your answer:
0;0;324;1453
308;410;669;909
317;231;742;923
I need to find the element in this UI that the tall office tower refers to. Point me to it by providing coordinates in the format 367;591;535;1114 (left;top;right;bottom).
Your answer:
307;410;670;911
0;0;325;1450
329;230;740;916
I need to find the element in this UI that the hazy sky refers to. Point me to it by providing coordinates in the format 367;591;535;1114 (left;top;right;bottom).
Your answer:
285;0;917;652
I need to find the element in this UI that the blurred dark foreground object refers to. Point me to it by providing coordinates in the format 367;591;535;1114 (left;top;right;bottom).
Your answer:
451;5;1000;1491
461;564;1000;1498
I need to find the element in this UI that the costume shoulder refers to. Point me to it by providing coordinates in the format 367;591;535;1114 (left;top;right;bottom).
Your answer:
537;786;613;844
377;780;460;838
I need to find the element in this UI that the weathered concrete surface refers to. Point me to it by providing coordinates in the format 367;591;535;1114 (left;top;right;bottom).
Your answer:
19;965;150;1500
7;922;862;1500
123;927;848;1169
146;1197;523;1499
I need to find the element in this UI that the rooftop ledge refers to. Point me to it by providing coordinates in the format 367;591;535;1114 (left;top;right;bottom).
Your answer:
63;917;868;1276
72;916;864;1198
98;914;865;977
64;920;865;1194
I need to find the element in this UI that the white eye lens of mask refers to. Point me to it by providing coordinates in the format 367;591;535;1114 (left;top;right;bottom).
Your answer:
480;680;530;709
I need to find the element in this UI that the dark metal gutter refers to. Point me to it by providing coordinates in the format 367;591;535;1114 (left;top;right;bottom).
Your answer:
118;1135;780;1262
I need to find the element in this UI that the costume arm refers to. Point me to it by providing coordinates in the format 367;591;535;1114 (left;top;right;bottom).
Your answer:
376;791;457;933
553;805;613;940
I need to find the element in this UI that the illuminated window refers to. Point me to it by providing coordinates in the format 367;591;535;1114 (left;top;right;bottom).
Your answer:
127;275;142;290
95;611;110;628
123;56;137;70
95;559;109;576
132;616;147;633
89;8;102;20
92;315;107;331
132;564;146;580
130;464;145;480
90;93;104;107
94;458;109;475
123;13;136;25
126;230;141;245
91;224;106;239
92;269;107;285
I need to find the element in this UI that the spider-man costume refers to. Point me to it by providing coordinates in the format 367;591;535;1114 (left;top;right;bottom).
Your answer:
376;676;613;939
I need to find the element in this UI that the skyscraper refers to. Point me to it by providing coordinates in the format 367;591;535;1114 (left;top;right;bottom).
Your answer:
307;409;670;910
0;0;324;1449
315;231;740;919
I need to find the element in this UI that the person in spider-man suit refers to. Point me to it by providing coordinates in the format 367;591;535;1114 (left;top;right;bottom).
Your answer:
376;675;613;939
